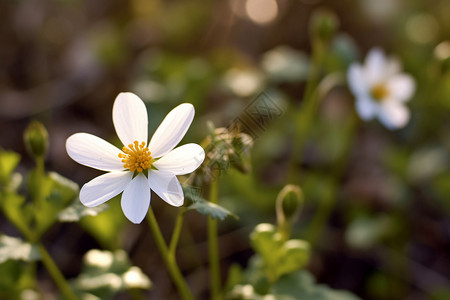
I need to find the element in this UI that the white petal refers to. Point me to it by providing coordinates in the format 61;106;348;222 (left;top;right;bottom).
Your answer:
386;74;415;102
385;57;401;77
113;92;148;147
347;64;368;96
66;133;124;171
378;102;410;130
148;170;184;207
121;173;151;224
153;143;205;175
364;47;386;85
80;172;133;207
148;103;195;158
355;96;378;120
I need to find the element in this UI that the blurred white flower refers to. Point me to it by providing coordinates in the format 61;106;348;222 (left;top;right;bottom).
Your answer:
66;93;205;224
347;48;415;129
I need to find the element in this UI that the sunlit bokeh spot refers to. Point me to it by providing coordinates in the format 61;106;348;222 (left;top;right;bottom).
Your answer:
406;13;439;44
245;0;278;25
434;41;450;60
223;68;264;97
85;249;114;269
123;266;152;288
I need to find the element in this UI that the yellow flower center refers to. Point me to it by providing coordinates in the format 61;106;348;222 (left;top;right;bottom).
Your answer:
118;141;152;173
370;83;389;101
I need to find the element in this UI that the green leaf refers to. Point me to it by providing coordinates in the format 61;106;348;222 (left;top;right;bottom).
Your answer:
31;171;79;237
250;225;310;281
250;224;283;269
80;196;127;250
0;235;40;263
188;200;238;220
71;249;151;299
0;191;31;237
345;215;393;249
0;150;20;186
184;185;238;220
271;270;362;300
274;240;310;279
58;200;108;222
0;260;35;299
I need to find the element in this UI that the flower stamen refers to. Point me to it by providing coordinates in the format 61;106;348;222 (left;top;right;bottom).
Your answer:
370;83;389;101
118;141;152;173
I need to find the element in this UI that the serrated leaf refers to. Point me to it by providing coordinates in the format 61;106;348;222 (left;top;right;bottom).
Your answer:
0;235;40;263
188;199;238;220
58;200;108;222
183;185;238;220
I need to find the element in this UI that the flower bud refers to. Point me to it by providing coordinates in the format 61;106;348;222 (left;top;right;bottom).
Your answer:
309;8;339;43
23;121;49;159
276;185;303;239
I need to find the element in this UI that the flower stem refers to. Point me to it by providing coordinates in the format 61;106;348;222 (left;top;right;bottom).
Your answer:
288;39;325;182
146;208;195;300
208;178;221;300
169;208;186;258
37;244;78;300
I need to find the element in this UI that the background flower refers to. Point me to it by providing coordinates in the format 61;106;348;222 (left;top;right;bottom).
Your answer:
347;48;416;129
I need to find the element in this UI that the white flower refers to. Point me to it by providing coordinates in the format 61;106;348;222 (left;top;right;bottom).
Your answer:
347;48;415;129
66;93;205;224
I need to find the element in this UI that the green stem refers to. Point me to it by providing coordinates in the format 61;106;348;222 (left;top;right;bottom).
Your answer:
207;177;221;300
146;208;195;300
288;39;325;182
38;244;78;300
169;208;187;258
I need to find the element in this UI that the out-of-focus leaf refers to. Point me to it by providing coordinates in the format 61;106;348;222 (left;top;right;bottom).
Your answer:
71;249;151;299
80;197;127;250
250;224;310;281
271;270;362;300
0;150;20;186
250;224;282;268
274;240;310;279
225;264;244;292
58;200;108;222
0;260;32;299
0;235;40;263
407;147;448;182
32;172;79;237
0;192;31;237
229;270;361;300
345;215;393;249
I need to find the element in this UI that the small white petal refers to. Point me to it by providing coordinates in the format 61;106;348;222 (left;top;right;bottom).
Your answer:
148;103;195;158
355;96;378;120
347;64;368;96
66;133;124;171
378;102;410;130
386;57;401;77
153;143;205;175
80;172;133;207
113;92;148;147
121;173;151;224
386;74;415;102
148;170;184;207
364;47;386;85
